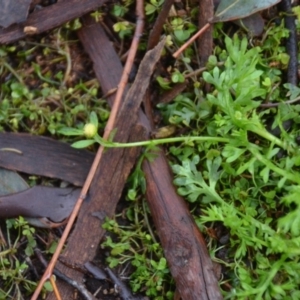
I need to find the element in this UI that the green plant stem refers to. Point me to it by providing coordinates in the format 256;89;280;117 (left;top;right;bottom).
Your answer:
250;126;289;152
142;199;158;244
95;134;229;148
249;146;300;184
3;61;24;85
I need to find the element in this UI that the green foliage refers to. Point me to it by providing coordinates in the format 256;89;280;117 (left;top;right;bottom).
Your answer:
111;5;128;17
165;35;300;298
113;21;134;39
0;33;109;135
156;76;172;90
0;217;37;298
145;0;164;16
169;17;197;43
101;207;174;299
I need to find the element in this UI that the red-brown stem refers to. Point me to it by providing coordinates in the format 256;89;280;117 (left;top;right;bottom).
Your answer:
50;276;62;300
173;23;211;59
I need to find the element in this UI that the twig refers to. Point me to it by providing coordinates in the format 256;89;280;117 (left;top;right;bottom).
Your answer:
260;95;300;107
30;1;145;299
173;23;211;59
84;262;107;280
147;0;174;50
278;0;298;86
35;249;96;300
198;0;214;66
102;87;117;99
184;61;224;79
3;61;24;85
105;267;138;300
50;276;62;300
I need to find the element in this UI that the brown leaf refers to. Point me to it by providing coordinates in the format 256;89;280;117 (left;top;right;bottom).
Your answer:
0;186;80;223
0;0;31;28
0;132;94;186
0;0;109;44
212;0;281;22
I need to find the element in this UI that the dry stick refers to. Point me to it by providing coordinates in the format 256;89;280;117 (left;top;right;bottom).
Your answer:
35;249;96;300
260;95;300;108
30;1;145;299
198;0;214;66
147;0;174;50
173;23;211;59
278;0;298;86
50;276;62;300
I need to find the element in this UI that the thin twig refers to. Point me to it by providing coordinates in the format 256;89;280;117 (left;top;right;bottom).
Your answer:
105;267;137;300
31;2;145;299
198;0;214;66
147;0;174;50
173;23;211;59
260;95;300;107
184;61;224;79
50;276;62;300
35;249;96;300
0;227;7;247
278;0;298;86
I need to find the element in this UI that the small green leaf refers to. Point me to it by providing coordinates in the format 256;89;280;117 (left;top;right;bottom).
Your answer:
171;72;185;83
145;3;157;15
157;258;167;270
156;76;171;90
111;246;127;256
58;127;83;136
89;111;98;128
71;139;95;148
260;166;270;183
43;281;54;292
222;145;246;162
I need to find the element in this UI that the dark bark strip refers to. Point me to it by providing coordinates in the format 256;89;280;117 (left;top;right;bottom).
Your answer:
46;18;164;300
147;0;174;50
0;0;109;44
278;0;298;86
198;0;214;67
0;186;80;223
0;132;93;186
143;152;223;299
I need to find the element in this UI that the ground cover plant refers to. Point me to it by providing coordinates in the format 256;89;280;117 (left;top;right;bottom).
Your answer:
1;0;300;299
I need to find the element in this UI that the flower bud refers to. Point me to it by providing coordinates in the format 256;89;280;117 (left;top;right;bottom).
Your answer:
83;123;97;138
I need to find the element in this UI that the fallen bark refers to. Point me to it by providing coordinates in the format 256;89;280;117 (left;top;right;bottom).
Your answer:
198;0;214;67
0;0;109;44
0;132;93;186
45;14;222;299
45;17;162;300
143;152;222;299
147;0;174;50
0;186;80;223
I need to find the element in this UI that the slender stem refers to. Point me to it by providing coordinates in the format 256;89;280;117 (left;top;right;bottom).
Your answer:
260;94;300;107
96;134;230;148
249;146;300;184
3;61;24;85
252;127;286;150
173;23;211;59
50;275;62;300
